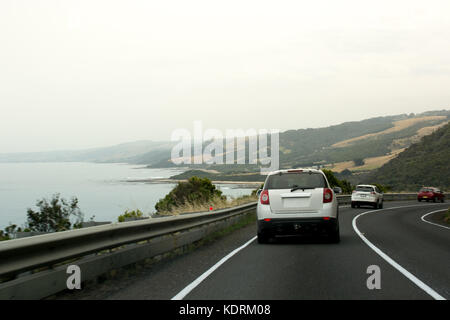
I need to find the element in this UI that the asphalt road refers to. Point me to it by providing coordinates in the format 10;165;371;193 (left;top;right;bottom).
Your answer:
60;201;449;300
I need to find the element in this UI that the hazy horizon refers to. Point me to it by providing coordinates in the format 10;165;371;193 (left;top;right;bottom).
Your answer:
0;108;448;154
2;0;450;153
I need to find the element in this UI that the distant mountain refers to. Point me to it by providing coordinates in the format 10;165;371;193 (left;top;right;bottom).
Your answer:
366;122;450;191
0;140;175;164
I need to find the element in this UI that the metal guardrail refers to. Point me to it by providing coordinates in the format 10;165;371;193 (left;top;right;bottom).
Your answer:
0;193;447;299
0;202;257;279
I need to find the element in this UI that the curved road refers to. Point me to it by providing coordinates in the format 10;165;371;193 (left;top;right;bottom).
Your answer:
62;201;449;300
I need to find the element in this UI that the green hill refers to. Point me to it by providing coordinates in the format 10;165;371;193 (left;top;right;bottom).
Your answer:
278;110;450;169
150;110;449;170
367;122;450;191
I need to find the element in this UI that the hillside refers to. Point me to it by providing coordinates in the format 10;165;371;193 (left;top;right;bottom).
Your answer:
145;110;450;170
279;110;449;170
1;110;448;173
367;122;450;191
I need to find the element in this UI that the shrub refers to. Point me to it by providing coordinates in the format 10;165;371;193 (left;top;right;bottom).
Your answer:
155;176;225;214
251;183;264;197
322;169;353;194
0;230;9;241
370;183;391;193
118;209;145;223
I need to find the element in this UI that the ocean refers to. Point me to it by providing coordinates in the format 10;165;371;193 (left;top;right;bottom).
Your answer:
0;162;255;229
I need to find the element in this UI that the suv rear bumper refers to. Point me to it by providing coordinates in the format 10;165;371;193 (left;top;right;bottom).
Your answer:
257;217;338;237
351;198;377;203
351;200;378;205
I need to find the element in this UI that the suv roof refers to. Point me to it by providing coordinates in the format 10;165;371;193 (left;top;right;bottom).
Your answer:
267;168;323;176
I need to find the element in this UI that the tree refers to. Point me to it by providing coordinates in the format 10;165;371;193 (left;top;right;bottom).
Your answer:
26;194;84;233
339;179;353;194
370;183;391;193
322;169;353;194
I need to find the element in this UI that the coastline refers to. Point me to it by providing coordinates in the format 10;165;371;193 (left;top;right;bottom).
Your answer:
125;178;262;187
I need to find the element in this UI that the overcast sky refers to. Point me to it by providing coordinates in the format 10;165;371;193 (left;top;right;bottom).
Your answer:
1;0;449;153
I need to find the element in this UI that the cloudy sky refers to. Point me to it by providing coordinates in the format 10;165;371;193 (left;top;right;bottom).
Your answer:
1;0;449;153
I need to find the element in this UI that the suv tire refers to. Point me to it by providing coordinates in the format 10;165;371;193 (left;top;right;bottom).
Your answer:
257;232;270;244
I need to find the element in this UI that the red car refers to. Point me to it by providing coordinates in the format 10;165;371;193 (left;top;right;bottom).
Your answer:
417;187;445;202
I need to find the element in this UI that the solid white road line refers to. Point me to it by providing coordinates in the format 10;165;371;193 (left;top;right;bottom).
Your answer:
171;236;257;300
421;209;450;230
352;204;447;300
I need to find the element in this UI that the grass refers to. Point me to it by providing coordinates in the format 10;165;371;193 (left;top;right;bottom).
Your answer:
332;116;447;148
444;208;450;224
326;148;407;173
156;194;258;216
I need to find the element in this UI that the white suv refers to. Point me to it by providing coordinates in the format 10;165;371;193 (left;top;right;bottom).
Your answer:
256;169;340;243
351;184;383;209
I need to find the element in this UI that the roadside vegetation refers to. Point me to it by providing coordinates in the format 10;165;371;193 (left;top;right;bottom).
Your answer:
0;193;85;241
117;209;146;222
322;169;354;194
155;176;258;215
444;208;450;224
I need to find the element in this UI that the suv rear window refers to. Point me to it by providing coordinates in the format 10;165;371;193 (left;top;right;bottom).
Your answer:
264;172;327;190
355;186;374;192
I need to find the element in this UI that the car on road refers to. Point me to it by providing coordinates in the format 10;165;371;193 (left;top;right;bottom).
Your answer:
351;184;383;209
256;169;340;244
417;187;445;202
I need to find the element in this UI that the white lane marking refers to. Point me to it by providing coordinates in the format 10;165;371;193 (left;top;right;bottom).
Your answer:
421;209;450;230
352;204;446;300
171;236;257;300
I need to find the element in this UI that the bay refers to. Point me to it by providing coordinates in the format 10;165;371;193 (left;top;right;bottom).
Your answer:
0;162;255;229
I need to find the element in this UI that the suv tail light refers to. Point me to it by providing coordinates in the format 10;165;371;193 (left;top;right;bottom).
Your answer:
323;188;333;203
260;190;270;205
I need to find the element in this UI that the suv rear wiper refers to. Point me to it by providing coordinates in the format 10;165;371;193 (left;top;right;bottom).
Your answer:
290;186;314;192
